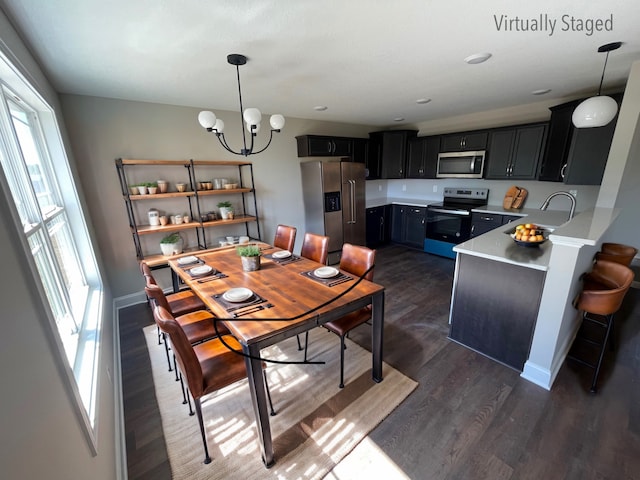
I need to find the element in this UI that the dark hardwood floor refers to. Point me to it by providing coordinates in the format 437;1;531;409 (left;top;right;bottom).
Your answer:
120;245;640;479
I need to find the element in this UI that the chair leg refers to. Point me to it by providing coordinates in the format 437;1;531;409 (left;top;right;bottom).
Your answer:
162;333;172;372
296;334;303;351
263;370;276;416
178;371;188;405
194;398;212;464
173;354;179;382
590;313;614;394
339;334;346;389
157;324;162;345
303;331;309;362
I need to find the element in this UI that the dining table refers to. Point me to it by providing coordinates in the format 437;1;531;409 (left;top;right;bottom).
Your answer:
168;243;385;467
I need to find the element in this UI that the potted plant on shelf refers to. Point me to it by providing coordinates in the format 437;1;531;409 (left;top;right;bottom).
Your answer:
217;200;234;220
159;232;184;256
137;183;148;195
146;181;158;194
237;244;261;271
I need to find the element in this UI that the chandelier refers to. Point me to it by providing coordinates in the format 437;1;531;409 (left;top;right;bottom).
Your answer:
572;42;622;129
198;54;285;156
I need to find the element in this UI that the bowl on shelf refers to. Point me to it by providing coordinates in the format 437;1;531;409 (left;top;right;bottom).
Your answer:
224;183;238;189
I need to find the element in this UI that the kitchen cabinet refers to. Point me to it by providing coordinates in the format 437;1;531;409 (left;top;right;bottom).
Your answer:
470;211;524;238
391;204;426;249
440;131;488;152
351;138;368;164
296;135;352;157
366;205;390;248
485;123;547;180
368;130;418;179
407;135;440;178
115;158;260;267
538;94;621;185
449;253;545;371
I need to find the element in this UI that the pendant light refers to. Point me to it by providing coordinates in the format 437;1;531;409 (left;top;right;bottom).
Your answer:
572;42;622;129
198;54;285;156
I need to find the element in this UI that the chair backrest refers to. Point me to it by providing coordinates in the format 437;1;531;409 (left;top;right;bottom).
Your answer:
300;232;329;264
140;261;158;285
578;260;634;316
596;242;638;266
153;305;204;398
339;243;376;281
145;283;173;315
273;224;297;252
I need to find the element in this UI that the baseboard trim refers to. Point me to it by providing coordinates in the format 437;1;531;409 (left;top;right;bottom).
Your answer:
114;291;147;310
521;361;552;390
113;304;127;480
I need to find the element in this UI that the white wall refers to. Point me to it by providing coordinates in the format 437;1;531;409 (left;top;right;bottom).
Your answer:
0;9;118;480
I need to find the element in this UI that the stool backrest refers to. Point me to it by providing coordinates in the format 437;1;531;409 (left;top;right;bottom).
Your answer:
596;242;638;266
578;260;634;316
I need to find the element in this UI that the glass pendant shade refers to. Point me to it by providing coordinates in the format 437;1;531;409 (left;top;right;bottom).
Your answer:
213;118;225;133
270;114;285;130
572;95;618;128
243;108;262;126
198;110;216;129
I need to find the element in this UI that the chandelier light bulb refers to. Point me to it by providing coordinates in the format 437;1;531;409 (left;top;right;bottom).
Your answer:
243;108;262;126
198;110;217;129
270;114;285;130
213;118;225;133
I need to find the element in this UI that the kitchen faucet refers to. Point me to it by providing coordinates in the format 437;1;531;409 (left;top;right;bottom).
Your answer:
539;191;576;220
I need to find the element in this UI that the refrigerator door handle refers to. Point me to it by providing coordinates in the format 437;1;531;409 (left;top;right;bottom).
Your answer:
348;179;356;224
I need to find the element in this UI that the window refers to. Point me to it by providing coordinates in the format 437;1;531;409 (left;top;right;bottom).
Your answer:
0;55;103;452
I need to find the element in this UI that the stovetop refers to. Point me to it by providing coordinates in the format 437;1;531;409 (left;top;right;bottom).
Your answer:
429;187;489;211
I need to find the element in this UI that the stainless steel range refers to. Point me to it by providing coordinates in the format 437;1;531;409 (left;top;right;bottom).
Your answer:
424;187;489;259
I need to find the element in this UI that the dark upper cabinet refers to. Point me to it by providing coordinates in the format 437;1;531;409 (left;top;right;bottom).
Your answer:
366;134;382;179
440;131;488;151
296;135;351;156
485;123;547;180
369;130;418;179
407;135;440;178
538;95;621;185
351;138;368;163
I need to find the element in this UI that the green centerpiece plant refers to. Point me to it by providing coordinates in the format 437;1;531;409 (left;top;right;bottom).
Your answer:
237;244;261;271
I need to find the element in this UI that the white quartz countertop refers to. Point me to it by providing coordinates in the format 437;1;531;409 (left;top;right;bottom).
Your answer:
453;207;619;271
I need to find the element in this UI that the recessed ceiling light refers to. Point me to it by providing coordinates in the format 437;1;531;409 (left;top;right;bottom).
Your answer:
532;89;551;95
464;53;492;64
416;98;431;104
393;117;405;122
313;106;328;111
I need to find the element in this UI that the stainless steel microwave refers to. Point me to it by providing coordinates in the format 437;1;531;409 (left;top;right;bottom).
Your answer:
436;151;485;178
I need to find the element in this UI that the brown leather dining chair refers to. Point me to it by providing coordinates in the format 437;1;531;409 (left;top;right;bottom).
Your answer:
300;232;330;265
568;259;634;393
141;261;205;317
145;281;229;376
153;305;275;464
324;243;376;388
273;224;297;252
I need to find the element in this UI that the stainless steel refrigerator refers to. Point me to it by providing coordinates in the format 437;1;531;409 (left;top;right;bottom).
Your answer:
300;159;366;264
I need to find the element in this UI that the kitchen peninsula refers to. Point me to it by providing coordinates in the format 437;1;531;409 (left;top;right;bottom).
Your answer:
448;206;620;390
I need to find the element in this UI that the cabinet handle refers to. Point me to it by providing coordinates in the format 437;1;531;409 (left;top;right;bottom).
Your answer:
471;225;475;234
561;163;567;179
328;140;333;153
348;179;356;223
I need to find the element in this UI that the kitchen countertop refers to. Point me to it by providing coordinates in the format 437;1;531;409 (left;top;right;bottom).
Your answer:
452;209;598;271
366;197;437;208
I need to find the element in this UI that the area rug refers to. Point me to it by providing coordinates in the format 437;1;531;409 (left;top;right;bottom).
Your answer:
143;324;417;479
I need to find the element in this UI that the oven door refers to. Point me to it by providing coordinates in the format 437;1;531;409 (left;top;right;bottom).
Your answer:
426;207;472;243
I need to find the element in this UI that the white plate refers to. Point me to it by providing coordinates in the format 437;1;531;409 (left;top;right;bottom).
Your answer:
273;250;292;259
223;287;253;303
178;255;199;265
314;266;339;279
190;265;213;276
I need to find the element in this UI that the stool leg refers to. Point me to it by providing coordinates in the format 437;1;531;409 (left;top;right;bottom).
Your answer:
590;313;614;393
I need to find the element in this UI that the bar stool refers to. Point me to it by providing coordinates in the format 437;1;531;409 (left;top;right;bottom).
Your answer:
568;259;634;393
595;242;637;266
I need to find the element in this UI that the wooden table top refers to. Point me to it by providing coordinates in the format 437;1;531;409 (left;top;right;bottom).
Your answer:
168;244;384;346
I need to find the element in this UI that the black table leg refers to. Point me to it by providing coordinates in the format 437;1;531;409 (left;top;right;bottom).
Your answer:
372;290;385;383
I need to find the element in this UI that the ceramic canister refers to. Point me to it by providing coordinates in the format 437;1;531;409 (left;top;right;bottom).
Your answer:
148;208;160;226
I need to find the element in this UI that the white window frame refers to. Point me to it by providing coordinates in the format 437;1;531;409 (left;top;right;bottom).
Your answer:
0;51;104;454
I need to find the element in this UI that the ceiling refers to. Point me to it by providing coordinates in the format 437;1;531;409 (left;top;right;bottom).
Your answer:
1;0;640;127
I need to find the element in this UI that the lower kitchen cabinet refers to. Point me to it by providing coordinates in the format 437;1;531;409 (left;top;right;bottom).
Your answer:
470;211;524;238
366;205;390;248
391;204;426;249
449;253;545;371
